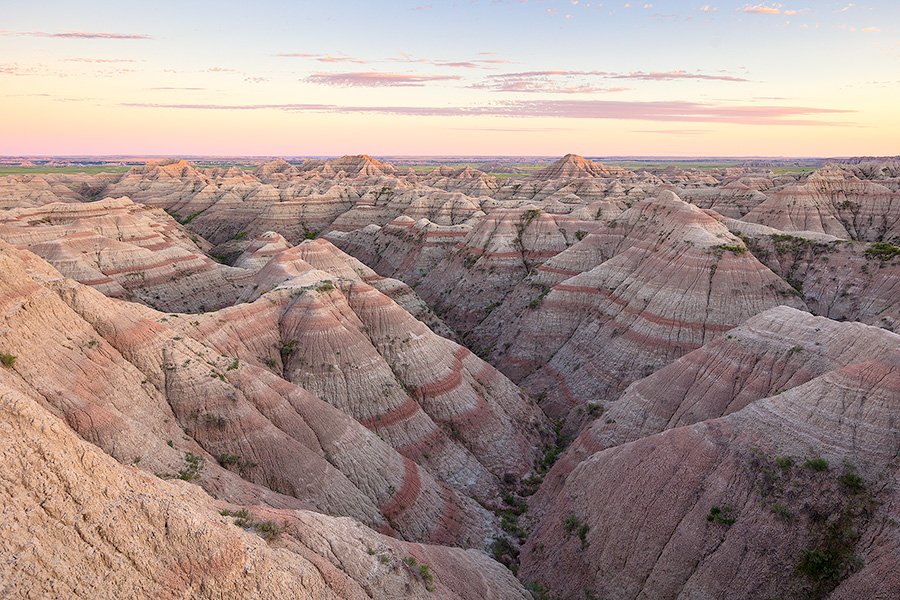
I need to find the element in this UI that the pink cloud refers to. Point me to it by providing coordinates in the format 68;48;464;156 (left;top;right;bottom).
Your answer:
485;69;747;84
388;52;512;69
306;71;463;87
62;58;141;63
121;99;855;126
609;70;749;82
0;63;58;76
276;52;367;64
317;54;368;64
0;30;151;39
634;129;712;134
474;80;628;93
738;3;783;14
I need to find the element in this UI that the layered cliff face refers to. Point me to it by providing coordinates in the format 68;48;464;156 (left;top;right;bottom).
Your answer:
5;156;900;599
520;335;900;599
0;380;529;600
486;191;806;421
530;306;900;519
0;196;249;312
743;166;900;241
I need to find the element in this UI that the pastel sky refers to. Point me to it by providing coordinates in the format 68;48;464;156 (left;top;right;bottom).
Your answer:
2;0;897;157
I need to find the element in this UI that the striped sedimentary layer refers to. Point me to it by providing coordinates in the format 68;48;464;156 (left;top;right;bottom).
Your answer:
493;191;806;419
532;306;900;518
0;379;529;599
520;334;900;599
0;196;249;311
189;251;545;500
0;241;501;548
743;166;900;241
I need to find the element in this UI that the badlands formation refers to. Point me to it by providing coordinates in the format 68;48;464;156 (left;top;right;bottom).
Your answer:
2;154;900;599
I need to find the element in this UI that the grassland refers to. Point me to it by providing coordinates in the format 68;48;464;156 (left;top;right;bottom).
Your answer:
0;165;131;176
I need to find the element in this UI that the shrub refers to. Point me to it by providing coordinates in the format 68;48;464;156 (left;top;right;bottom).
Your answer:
711;243;747;256
255;520;280;541
279;339;299;360
706;505;736;526
563;513;580;534
577;523;590;546
803;458;830;472
838;471;865;493
865;242;900;261
772;503;792;519
0;353;16;368
797;547;842;581
177;452;204;481
586;402;603;417
775;455;794;471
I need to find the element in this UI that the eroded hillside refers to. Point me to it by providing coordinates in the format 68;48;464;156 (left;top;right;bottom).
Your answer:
3;154;900;599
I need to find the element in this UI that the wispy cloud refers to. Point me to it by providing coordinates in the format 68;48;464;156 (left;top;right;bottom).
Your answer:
306;71;463;87
737;3;783;14
0;63;57;76
609;70;749;82
120;99;855;126
412;4;433;10
0;30;151;39
835;3;854;12
450;127;576;132
477;69;749;91
62;57;141;63
862;27;881;33
474;80;628;93
389;51;513;69
634;129;712;134
276;52;367;64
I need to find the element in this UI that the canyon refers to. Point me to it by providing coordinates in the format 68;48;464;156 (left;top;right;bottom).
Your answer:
2;154;900;599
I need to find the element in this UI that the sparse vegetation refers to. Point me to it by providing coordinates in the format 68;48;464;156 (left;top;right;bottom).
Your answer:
706;505;736;526
0;353;17;368
865;242;900;262
803;457;830;472
177;452;204;481
563;513;581;534
711;243;747;256
279;339;299;361
255;520;280;541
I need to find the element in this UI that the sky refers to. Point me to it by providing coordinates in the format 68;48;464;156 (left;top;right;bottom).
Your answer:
1;0;898;157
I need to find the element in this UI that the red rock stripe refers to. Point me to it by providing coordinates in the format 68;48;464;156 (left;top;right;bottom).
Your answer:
102;253;199;276
379;458;421;521
359;396;421;429
414;346;469;398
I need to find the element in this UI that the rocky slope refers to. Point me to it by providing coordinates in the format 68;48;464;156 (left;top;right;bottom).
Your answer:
0;379;529;599
0;241;523;550
519;338;900;599
5;156;900;598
